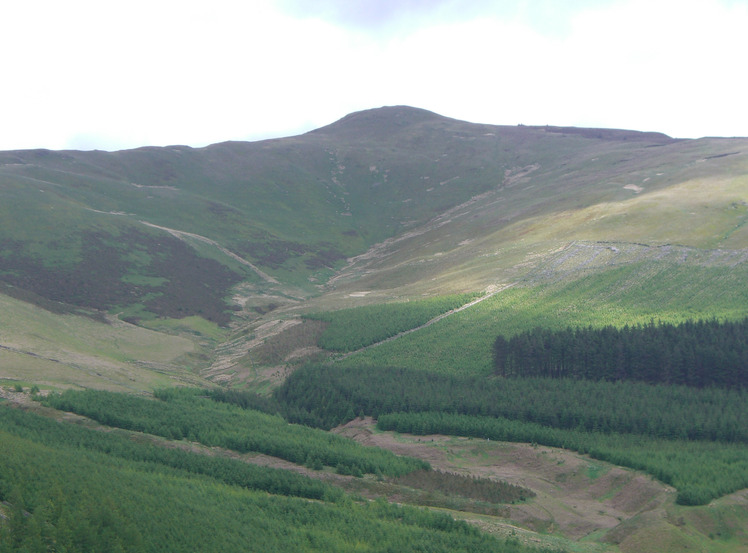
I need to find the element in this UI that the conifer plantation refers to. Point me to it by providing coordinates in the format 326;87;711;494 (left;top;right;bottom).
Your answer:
493;318;748;387
0;401;549;553
273;364;747;505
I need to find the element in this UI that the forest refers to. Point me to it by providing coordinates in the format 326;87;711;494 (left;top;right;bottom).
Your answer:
0;404;548;553
303;293;479;352
493;318;748;387
41;388;428;478
273;365;747;441
269;364;747;505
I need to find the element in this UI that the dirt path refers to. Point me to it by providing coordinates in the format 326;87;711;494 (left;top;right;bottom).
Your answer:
83;208;280;284
138;221;279;284
83;207;279;284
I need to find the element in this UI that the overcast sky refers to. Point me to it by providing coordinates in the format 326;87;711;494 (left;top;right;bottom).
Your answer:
2;0;747;151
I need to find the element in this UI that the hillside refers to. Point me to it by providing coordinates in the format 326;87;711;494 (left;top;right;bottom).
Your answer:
1;105;747;387
1;107;747;553
3;106;747;384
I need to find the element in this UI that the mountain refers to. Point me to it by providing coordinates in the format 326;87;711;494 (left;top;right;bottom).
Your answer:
0;105;747;388
1;105;553;322
2;107;748;553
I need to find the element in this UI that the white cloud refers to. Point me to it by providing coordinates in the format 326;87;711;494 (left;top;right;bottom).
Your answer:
552;0;748;137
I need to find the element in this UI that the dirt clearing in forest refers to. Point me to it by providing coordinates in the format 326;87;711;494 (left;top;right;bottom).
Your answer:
333;418;672;542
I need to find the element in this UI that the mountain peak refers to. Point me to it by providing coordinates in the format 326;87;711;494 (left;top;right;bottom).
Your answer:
308;105;449;138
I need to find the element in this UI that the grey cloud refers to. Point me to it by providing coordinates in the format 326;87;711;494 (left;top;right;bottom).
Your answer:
275;0;611;35
276;0;482;30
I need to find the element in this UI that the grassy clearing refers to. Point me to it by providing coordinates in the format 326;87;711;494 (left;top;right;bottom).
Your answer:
354;420;748;553
141;315;229;343
378;412;748;505
0;293;205;391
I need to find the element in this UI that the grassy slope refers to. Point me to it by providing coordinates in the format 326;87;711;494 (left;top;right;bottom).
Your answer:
323;138;748;373
0;107;540;308
0;293;210;392
339;256;748;375
2;107;747;389
322;138;748;296
0;107;693;318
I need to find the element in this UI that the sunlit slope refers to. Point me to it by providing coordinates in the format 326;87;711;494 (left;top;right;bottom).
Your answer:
323;137;748;299
0;294;207;391
339;256;748;374
2;106;747;387
326;140;748;375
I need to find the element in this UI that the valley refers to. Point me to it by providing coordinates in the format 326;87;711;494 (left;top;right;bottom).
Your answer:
1;106;747;552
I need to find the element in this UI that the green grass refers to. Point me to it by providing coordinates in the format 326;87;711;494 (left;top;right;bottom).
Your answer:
585;462;608;480
339;260;748;375
0;293;205;392
141;315;229;343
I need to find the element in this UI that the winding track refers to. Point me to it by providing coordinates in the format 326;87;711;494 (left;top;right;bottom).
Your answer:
137;221;280;284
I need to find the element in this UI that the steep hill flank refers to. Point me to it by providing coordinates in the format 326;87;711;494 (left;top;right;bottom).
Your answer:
0;106;693;324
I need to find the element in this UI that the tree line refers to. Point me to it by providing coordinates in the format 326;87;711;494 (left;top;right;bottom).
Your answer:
266;364;747;505
272;365;747;443
2;405;542;553
42;388;428;478
494;318;748;387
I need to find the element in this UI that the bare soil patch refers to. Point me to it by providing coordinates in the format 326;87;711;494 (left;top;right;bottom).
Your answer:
333;418;673;541
0;386;39;406
204;318;327;387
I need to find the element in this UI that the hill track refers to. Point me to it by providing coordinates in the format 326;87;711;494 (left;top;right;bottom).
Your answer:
336;283;515;360
137;221;280;284
84;207;280;285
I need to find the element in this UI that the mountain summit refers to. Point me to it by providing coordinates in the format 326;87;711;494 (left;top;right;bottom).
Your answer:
309;105;451;138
